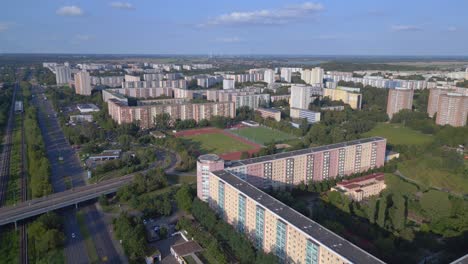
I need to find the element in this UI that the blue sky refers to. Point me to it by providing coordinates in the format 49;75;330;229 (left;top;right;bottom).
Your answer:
0;0;467;55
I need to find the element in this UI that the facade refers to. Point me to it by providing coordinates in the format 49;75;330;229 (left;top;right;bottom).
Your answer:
280;68;292;83
301;67;324;85
264;69;276;85
435;93;468;127
290;108;321;123
232;93;270;110
124;74;141;82
223;79;235;90
323;87;362;110
107;99;235;129
290;84;322;110
196;138;387;264
386;88;414;119
99;76;124;87
122;79;187;89
332;173;386;202
256;108;281;121
69;114;93;123
198;137;386;190
74;71;92;95
271;94;291;102
55;65;71;85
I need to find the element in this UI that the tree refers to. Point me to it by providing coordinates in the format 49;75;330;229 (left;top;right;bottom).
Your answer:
240;151;250;159
300;118;309;135
376;195;387;228
175;184;195;212
154;113;171;131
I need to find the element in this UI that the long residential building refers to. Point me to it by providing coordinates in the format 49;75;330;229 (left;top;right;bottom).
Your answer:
196;137;387;264
107;98;235;129
199;137;386;190
323;87;362;110
123;79;187;89
103;87;173;100
386;88;414;119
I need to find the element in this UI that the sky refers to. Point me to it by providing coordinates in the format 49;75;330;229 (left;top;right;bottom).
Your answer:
0;0;467;55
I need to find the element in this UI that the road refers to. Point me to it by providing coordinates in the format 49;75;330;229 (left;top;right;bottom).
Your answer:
32;85;120;263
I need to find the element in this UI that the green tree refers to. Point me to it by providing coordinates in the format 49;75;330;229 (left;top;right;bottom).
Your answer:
175;184;195;212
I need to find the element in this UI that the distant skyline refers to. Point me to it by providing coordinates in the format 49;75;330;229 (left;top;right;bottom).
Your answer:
1;0;467;55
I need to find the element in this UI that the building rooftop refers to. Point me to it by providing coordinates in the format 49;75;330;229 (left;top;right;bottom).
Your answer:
77;103;100;111
256;107;281;113
212;170;384;264
227;137;385;167
198;154;222;162
171;240;203;257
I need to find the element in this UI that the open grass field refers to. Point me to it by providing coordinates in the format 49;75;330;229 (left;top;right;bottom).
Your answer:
229;126;296;145
363;123;433;146
184;133;255;154
398;157;468;194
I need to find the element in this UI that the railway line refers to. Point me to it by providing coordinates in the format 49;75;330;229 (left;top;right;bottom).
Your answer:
18;89;28;264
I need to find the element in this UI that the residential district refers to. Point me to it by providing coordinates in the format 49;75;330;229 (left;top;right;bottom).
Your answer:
0;57;467;264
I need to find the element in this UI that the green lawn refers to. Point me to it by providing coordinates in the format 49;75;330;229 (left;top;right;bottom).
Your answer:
363;123;433;146
230;126;296;145
76;212;99;263
184;133;255;154
398;157;468;194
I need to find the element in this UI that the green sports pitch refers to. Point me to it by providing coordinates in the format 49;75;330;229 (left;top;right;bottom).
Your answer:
230;126;296;145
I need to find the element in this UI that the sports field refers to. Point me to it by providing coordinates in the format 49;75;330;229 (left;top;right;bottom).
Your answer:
230;126;296;145
184;133;254;154
363;123;433;145
176;127;262;160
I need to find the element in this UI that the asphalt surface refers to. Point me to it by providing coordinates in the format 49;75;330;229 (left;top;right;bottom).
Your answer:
32;85;119;264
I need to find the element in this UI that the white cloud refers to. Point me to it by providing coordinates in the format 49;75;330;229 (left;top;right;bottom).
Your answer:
216;37;242;43
0;22;11;32
447;26;457;32
391;25;422;32
110;2;135;10
75;34;92;41
201;2;324;26
56;6;83;16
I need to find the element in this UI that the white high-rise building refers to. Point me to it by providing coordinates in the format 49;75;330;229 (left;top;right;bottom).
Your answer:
264;69;275;84
291;84;314;109
55;65;71;85
301;67;324;85
280;68;292;83
74;71;92;95
223;79;235;90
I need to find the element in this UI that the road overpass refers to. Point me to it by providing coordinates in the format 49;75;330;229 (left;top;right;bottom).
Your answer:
0;175;133;227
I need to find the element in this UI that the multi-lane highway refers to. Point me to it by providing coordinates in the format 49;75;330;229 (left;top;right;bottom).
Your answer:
32;85;121;263
0;174;133;225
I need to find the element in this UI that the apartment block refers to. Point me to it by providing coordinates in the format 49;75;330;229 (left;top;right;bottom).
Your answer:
123;79;187;89
323;87;362;110
107;98;235;129
232;93;270;110
290;108;321;123
301;67;324;85
386;88;414;119
74;71;92;95
271;94;291;102
332;173;386;201
124;74;141;82
435;92;468;127
55;65;71;85
290;84;322;110
280;68;292;83
103;87;173;100
223;79;235;90
255;108;281;121
196;139;386;264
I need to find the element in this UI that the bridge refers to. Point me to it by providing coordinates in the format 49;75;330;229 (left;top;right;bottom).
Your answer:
0;175;133;227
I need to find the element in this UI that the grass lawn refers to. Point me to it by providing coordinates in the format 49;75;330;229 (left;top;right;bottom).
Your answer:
183;133;254;154
167;174;196;185
363;123;433;146
398;157;468;194
230;126;296;145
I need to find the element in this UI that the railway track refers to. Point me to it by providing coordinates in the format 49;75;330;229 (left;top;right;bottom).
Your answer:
0;81;18;205
19;95;28;264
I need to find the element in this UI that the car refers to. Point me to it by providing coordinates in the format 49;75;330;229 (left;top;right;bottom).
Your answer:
71;233;76;239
